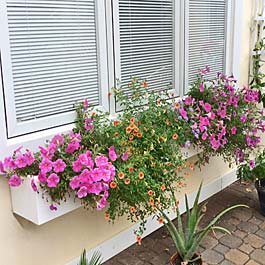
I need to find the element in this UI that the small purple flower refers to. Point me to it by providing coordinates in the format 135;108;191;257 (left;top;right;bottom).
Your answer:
50;204;57;211
31;178;38;192
249;160;255;170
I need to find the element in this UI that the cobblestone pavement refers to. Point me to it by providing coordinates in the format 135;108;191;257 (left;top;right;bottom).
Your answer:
104;181;265;265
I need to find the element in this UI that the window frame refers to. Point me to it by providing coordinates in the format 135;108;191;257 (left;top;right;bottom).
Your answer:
0;0;109;138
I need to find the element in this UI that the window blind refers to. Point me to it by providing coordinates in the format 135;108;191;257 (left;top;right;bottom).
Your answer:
118;0;174;94
188;0;227;84
6;0;99;122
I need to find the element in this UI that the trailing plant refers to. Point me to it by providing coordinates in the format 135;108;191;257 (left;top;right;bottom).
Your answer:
78;250;102;265
176;68;264;166
157;183;247;264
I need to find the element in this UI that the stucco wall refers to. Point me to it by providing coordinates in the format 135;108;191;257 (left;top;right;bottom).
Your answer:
0;1;256;265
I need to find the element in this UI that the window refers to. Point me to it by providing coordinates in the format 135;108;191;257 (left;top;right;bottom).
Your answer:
1;0;108;137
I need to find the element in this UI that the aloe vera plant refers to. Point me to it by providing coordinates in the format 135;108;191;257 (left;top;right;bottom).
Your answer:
78;250;102;265
158;183;247;264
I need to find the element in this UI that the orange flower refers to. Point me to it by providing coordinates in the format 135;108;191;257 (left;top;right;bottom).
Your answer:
149;197;155;206
129;135;134;141
134;127;139;133
165;162;171;167
114;132;119;137
138;172;144;179
128;167;134;173
130;117;135;124
174;102;180;109
129;123;135;129
114;120;119;126
157;100;161;105
104;213;110;220
118;172;125;179
161;184;166;192
130;206;135;213
137;132;143;138
148;190;154;196
143;80;148;88
92;112;97;117
158;217;164;224
136;235;142;245
108;92;112;97
172;133;179;140
124;178;130;185
189;164;195;171
126;127;132;134
110;181;117;189
176;200;180;207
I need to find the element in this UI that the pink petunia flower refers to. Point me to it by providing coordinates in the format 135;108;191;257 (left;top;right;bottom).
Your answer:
72;160;83;173
51;134;64;146
77;186;88;198
84;98;89;110
203;103;212;113
53;159;66;173
15;155;27;169
47;173;60;188
38;172;47;184
0;161;4;173
121;152;129;161
69;176;80;190
8;175;22;187
202;131;208;141
66;142;80;154
109;150;117;162
199;83;204;93
31;178;38;192
184;96;193;106
39;159;53;174
78;154;88;165
24;151;35;166
249;160;255;169
231;126;237;135
50;204;57;211
95;155;108;168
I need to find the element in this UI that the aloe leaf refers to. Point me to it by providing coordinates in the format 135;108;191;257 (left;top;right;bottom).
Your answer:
88;251;103;265
211;226;231;235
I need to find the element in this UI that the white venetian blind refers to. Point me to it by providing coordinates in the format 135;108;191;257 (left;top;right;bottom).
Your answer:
188;0;227;84
6;0;99;122
118;0;174;94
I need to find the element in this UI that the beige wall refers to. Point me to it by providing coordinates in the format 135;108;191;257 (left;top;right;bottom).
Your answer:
0;1;256;265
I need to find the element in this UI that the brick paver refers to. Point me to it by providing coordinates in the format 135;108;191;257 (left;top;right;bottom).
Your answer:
104;181;265;265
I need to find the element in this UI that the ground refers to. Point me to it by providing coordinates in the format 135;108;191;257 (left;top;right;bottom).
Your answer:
104;181;265;265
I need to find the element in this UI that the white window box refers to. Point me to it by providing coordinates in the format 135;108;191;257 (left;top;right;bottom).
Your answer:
10;146;201;225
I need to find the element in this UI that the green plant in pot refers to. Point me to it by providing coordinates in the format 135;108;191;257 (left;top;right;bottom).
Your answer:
157;183;247;265
238;148;265;216
78;250;102;265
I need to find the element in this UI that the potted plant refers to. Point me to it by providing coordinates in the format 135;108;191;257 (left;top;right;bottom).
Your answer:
157;183;247;265
238;148;265;216
78;250;102;265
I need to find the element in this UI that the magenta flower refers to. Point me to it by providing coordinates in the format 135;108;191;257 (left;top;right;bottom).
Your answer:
85;118;94;131
69;176;80;190
66;142;80;154
203;103;212;113
79;169;91;184
51;134;64;146
24;151;35;166
84;98;89;110
38;172;47;184
72;160;83;173
199;83;204;93
240;115;247;123
95;155;108;167
8;175;22;187
53;159;66;173
0;161;4;173
79;154;88;165
202;131;208;141
50;204;57;211
31;178;38;192
86;150;92;158
231;126;237;135
39;159;53;174
91;168;103;182
121;152;129;161
101;169;111;182
97;197;107;210
179;108;188;120
47;173;60;188
15;155;27;169
249;160;255;169
77;186;88;198
69;131;81;143
184;96;193;106
109;150;117;162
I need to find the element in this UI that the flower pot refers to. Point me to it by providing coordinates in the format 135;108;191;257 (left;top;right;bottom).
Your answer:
170;252;202;265
255;179;265;216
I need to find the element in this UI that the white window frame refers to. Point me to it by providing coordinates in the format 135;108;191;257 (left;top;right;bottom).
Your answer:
0;0;109;138
0;0;243;160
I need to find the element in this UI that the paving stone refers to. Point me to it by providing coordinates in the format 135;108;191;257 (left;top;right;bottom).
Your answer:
114;252;146;265
149;252;169;265
220;261;235;265
244;234;265;248
214;244;229;254
200;236;218;249
259;221;265;230
239;243;254;254
228;217;241;226
225;249;249;264
201;249;224;264
233;229;247;239
232;208;252;221
237;222;259;234
245;261;260;265
219;234;243;249
256;229;265;239
250;249;265;264
248;216;263;226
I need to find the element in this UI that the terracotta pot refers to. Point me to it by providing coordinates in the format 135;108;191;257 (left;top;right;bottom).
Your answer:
170;252;202;265
255;179;265;216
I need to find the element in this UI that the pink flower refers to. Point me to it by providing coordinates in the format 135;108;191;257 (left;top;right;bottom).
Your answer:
200;83;204;93
78;154;88;165
95;155;108;167
184;96;193;105
50;204;57;211
231;126;237;135
31;178;38;192
91;168;103;182
202;131;208;141
86;150;92;158
77;186;88;198
84;98;89;110
69;176;80;190
101;169;111;182
14;146;23;154
8;175;22;187
69;131;81;143
15;155;27;169
85;118;94;131
39;159;53;174
97;197;107;210
121;152;129;161
109;150;117;161
66;142;80;154
51;134;64;146
249;160;255;169
39;146;52;159
4;157;16;171
24;151;35;166
47;143;57;155
179;108;188;120
203;103;212;113
240;115;247;123
53;159;66;173
72;160;83;173
210;135;220;151
38;172;47;184
80;169;92;184
47;173;60;188
0;161;4;173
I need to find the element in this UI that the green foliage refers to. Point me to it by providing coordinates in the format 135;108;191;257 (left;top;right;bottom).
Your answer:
158;183;247;264
78;250;102;265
